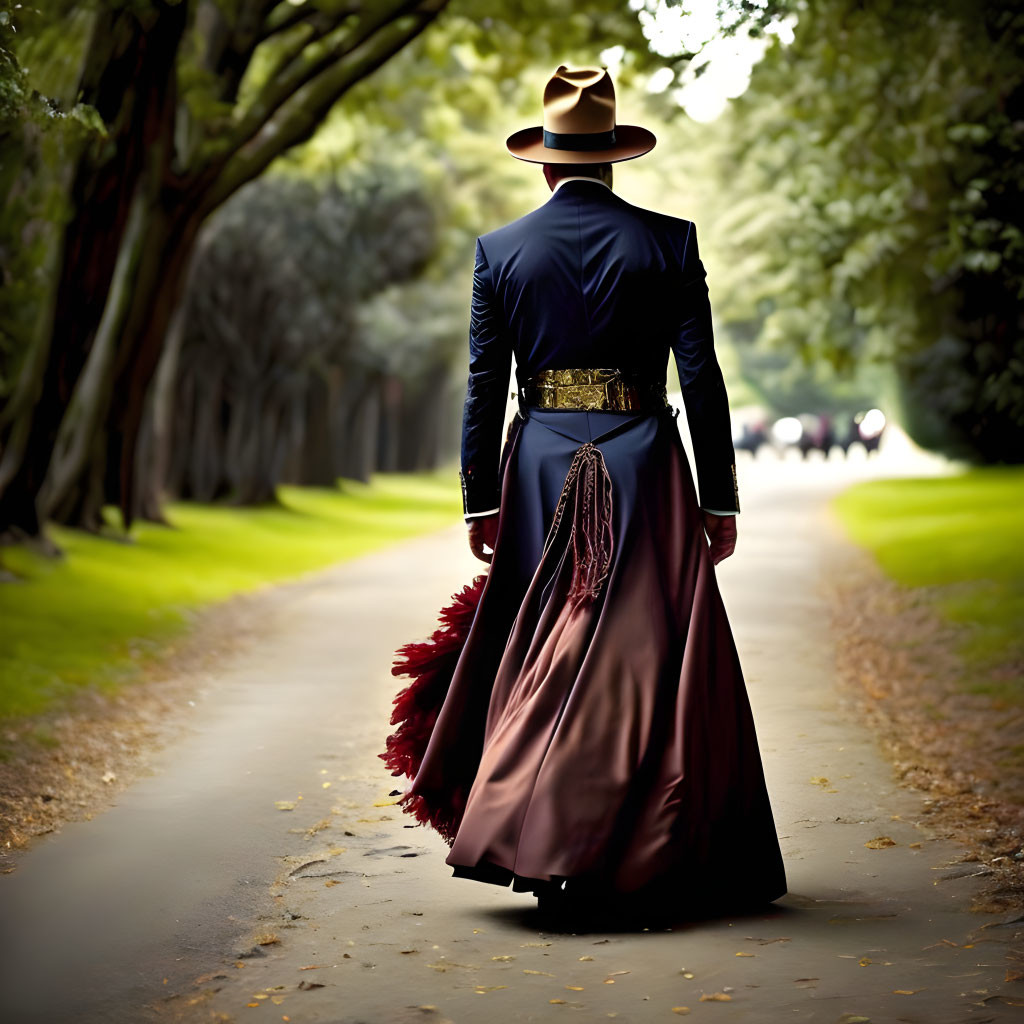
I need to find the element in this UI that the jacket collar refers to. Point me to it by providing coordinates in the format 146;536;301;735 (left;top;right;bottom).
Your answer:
547;177;618;207
552;176;613;194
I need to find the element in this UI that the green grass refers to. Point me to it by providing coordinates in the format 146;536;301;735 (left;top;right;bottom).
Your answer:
0;469;462;723
831;466;1024;702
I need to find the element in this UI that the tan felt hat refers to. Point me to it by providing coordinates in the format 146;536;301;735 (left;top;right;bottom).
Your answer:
506;64;656;164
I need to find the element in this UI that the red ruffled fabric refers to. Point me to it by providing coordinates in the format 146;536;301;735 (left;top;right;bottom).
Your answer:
379;572;488;844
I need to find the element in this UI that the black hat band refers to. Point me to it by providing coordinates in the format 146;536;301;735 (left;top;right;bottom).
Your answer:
543;127;618;151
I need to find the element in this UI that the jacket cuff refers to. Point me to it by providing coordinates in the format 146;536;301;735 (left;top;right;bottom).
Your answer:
696;462;740;514
460;466;501;518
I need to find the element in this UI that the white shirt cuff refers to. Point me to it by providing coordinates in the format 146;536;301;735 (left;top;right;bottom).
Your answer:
465;507;500;520
701;508;738;516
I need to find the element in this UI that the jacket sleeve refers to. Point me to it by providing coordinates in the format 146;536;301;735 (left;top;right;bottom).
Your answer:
459;237;513;518
671;221;740;514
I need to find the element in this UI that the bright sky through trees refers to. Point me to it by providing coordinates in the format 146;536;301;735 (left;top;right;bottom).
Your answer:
626;0;797;121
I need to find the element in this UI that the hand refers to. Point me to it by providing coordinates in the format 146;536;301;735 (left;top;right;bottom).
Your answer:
468;512;500;563
701;510;737;565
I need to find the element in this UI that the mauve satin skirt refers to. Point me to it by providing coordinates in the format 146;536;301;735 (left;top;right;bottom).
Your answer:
405;405;787;906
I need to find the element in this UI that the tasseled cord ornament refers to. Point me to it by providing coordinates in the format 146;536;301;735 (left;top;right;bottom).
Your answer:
379;438;614;844
544;440;614;604
379;573;488;845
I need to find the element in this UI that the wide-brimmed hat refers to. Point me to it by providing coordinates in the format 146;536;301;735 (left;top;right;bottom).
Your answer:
506;64;656;164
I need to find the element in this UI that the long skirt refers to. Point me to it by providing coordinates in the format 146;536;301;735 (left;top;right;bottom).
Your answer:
382;403;787;910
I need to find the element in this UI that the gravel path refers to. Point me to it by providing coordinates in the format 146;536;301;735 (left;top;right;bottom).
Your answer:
1;436;1020;1023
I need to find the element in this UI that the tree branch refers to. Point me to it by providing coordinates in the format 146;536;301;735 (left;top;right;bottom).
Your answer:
258;0;359;43
227;0;426;159
204;0;447;213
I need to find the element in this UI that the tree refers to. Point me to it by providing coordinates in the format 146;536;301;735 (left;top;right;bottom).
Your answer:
163;165;444;505
0;0;449;537
702;0;1024;461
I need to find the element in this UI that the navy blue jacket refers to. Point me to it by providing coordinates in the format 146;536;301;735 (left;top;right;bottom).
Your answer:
459;177;739;518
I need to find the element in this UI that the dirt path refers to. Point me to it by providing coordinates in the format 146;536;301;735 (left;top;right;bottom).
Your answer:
1;438;1021;1023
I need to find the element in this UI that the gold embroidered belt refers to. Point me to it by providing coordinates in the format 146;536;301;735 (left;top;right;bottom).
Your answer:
520;367;668;412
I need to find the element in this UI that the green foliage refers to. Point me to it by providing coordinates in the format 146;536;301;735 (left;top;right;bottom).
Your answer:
0;469;461;722
0;0;105;398
706;0;1024;461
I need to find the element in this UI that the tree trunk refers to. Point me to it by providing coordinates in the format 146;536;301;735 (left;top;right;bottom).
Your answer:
0;1;187;537
298;367;338;486
133;288;188;523
39;187;152;527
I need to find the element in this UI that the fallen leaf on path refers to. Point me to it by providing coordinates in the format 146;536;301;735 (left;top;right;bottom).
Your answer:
607;971;630;977
747;936;790;944
491;955;515;961
565;985;584;990
522;969;556;977
324;880;341;887
578;956;594;961
550;998;567;1004
474;985;508;993
254;933;280;946
699;992;732;1001
735;952;754;957
298;964;327;970
671;1009;691;1016
810;776;830;786
521;941;552;947
275;801;296;811
864;836;896;849
192;972;224;985
893;989;923;994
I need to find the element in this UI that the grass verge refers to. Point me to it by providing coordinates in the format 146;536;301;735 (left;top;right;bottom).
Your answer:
831;465;1024;704
0;470;462;723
